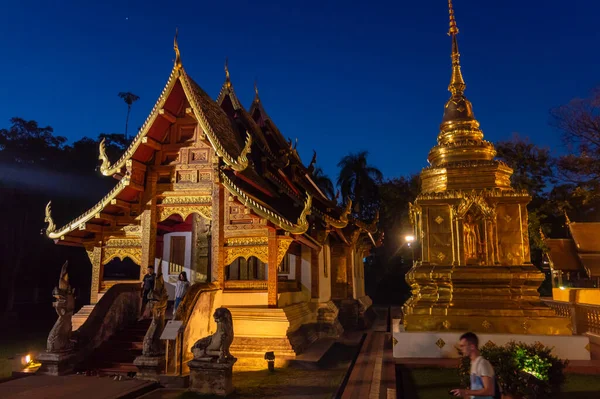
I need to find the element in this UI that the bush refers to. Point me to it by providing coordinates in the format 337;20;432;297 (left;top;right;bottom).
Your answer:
458;341;568;398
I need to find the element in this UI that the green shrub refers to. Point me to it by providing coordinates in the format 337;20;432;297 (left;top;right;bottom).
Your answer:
458;341;568;398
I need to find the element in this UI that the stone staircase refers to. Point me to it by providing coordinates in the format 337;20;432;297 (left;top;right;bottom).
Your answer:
72;280;140;331
76;318;151;376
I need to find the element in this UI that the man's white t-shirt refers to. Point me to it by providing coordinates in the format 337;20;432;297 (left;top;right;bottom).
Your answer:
469;356;495;399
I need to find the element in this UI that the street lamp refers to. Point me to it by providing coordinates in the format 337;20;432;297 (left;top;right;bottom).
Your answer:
405;235;415;265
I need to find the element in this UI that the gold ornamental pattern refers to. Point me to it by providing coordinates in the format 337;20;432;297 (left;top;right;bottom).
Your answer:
226;237;268;246
161;196;212;205
102;246;142;265
158;205;212;222
224;245;269;265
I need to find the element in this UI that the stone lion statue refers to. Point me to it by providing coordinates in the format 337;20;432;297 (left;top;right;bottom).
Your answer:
191;307;234;362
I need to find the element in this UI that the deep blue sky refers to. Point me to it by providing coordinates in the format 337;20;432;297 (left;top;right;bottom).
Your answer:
1;0;599;181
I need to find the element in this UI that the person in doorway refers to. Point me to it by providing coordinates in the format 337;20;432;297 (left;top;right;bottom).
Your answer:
451;332;497;398
139;265;156;320
174;271;190;315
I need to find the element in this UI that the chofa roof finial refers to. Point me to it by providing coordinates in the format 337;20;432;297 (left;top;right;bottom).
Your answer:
173;28;182;70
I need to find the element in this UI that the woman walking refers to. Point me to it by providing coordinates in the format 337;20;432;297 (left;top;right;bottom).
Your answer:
174;271;190;314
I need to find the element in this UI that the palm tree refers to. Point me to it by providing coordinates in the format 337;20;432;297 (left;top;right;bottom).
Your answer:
337;151;383;219
118;92;140;140
312;167;335;200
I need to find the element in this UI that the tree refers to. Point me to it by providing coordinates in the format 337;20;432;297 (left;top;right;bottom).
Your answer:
118;92;140;140
336;151;383;220
0;117;66;165
551;87;600;193
495;134;554;197
311;167;335;200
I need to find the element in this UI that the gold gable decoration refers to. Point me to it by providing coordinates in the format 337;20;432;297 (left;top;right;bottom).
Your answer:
158;206;212;222
224;245;269;265
102;247;142;265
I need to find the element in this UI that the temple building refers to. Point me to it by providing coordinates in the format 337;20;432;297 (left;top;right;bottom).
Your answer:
43;34;376;363
403;0;570;335
543;215;600;289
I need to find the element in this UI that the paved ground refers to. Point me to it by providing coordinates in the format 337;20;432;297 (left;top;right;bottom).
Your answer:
0;374;155;399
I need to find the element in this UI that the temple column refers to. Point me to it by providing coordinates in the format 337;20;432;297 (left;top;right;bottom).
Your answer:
295;247;302;282
212;185;225;287
310;248;319;299
267;228;278;307
140;172;158;280
191;215;210;282
345;246;354;299
85;244;103;304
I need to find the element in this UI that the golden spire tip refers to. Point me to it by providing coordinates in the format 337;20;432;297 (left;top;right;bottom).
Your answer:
448;0;459;36
173;28;181;70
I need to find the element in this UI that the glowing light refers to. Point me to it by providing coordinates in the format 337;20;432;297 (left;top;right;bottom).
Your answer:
25;355;31;364
405;235;415;243
559;286;565;290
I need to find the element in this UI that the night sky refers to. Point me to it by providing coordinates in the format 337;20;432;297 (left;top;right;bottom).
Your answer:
1;0;599;181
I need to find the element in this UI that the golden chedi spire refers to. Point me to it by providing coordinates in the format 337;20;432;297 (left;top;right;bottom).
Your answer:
421;0;511;192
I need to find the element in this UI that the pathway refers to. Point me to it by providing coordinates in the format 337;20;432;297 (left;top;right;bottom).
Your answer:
0;374;156;399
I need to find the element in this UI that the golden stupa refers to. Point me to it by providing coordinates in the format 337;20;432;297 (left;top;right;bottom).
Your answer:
403;1;570;335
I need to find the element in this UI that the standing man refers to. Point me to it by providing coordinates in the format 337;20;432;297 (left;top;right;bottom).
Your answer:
451;332;496;398
139;265;156;320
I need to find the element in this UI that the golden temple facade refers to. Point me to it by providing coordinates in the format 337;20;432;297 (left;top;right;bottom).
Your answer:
403;1;570;335
43;34;376;359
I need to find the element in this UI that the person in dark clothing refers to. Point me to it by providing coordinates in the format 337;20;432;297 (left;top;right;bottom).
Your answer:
139;266;156;319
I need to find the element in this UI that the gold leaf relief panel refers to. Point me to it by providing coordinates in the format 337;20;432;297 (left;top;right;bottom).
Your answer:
158;206;212;222
427;206;453;264
496;204;523;265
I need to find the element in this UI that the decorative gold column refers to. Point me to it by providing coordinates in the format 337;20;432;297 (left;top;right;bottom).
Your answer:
85;244;103;304
267;228;278;307
212;184;225;287
191;215;210;282
140;172;158;280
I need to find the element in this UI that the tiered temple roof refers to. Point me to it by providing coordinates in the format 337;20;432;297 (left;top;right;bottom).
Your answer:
544;218;600;278
44;34;369;246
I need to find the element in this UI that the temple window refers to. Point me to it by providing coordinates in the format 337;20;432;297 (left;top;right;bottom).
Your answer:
226;256;266;281
169;236;186;275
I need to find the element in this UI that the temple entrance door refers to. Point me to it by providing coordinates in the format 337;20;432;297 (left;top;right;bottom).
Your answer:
157;213;211;284
102;257;141;291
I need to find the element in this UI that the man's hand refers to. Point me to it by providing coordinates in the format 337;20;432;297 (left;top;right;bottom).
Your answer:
450;388;467;397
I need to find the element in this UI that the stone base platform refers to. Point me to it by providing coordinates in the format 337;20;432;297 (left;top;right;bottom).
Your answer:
134;355;164;381
392;329;591;360
36;351;80;376
188;358;237;396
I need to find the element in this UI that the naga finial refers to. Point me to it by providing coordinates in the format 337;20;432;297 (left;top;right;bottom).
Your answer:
564;210;571;225
58;261;69;291
539;227;547;241
297;194;313;227
45;201;57;236
308;150;317;173
254;79;259;97
98;138;111;176
224;58;231;87
341;198;352;221
174;28;182;70
230;131;252;172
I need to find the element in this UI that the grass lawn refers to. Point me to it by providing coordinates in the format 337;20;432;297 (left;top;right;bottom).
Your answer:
0;333;47;381
400;367;600;399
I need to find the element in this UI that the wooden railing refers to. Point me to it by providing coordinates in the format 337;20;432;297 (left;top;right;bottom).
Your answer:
542;299;600;335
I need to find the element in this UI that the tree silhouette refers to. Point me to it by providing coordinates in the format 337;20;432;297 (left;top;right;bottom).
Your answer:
118;92;140;140
337;151;382;220
311;167;335;200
